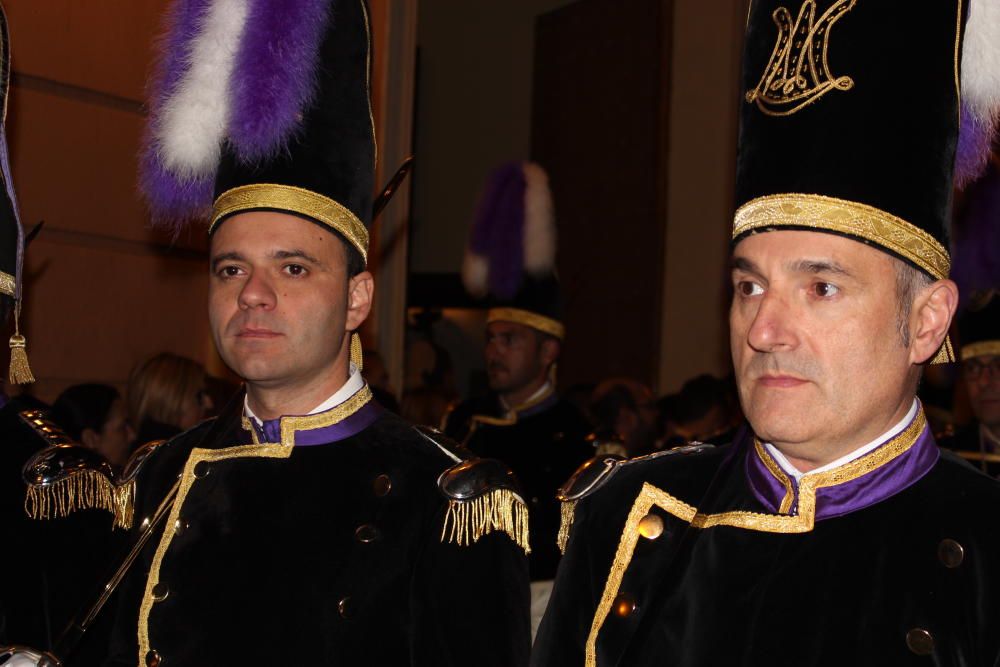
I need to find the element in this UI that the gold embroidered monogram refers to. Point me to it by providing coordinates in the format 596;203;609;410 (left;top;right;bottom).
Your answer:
746;0;856;116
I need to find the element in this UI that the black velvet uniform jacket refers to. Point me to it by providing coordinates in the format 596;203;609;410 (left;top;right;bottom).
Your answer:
532;424;1000;666
444;392;592;581
105;394;530;667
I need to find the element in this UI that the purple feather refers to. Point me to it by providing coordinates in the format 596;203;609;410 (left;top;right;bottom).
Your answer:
954;103;997;189
952;162;1000;302
227;0;332;162
469;163;526;300
139;0;214;230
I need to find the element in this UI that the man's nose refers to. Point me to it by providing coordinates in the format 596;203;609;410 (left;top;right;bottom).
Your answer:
746;291;799;354
238;272;277;310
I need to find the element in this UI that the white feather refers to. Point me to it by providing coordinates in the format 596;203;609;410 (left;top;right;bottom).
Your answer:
961;0;1000;122
462;251;489;298
521;162;556;275
157;0;250;177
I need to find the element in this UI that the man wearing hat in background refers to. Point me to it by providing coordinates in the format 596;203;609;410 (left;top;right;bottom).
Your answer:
534;0;1000;664
97;1;530;665
942;291;1000;477
442;161;592;631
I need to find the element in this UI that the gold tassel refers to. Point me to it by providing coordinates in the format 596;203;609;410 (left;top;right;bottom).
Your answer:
440;488;531;555
24;470;134;530
929;334;955;365
8;303;34;384
350;332;363;371
556;500;578;554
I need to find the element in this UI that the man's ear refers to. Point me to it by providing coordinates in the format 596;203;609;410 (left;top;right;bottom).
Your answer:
909;279;958;365
540;337;560;367
345;271;375;331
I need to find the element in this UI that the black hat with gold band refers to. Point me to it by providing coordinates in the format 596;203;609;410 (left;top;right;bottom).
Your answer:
463;161;565;342
734;0;1000;364
0;2;33;385
141;0;375;265
958;290;1000;361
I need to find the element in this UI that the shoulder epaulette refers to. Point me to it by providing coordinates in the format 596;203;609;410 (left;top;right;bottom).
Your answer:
413;426;530;555
555;443;714;553
20;410;168;530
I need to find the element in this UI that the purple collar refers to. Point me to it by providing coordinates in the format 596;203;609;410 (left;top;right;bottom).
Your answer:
244;385;382;446
745;405;938;521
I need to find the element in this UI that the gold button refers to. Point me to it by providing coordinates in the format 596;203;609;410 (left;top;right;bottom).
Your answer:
638;514;664;540
612;593;637;617
145;649;162;666
373;474;392;497
937;538;964;568
355;524;379;543
193;461;210;478
338;596;352;619
152;583;169;602
906;628;934;655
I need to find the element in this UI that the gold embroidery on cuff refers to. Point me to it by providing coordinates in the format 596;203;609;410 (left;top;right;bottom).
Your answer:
585;408;927;667
211;184;369;262
962;341;1000;360
745;0;856;116
734;193;951;279
0;270;14;297
487;308;565;340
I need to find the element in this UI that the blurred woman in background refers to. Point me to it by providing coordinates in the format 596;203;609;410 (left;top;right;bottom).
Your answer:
128;353;213;445
49;383;134;469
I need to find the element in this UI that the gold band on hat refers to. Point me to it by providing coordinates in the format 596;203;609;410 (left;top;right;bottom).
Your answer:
211;184;369;262
961;341;1000;360
487;307;565;340
733;193;951;280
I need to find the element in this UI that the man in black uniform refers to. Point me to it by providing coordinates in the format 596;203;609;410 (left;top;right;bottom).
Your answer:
443;161;592;628
98;2;530;665
534;2;1000;665
942;291;1000;476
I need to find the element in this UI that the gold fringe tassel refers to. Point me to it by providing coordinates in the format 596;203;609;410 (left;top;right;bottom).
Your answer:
9;303;35;384
440;488;531;555
350;332;363;371
24;470;135;530
557;500;577;554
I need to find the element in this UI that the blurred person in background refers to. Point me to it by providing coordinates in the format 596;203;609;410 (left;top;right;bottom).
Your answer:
589;378;659;458
49;383;134;469
657;373;742;449
127;352;213;445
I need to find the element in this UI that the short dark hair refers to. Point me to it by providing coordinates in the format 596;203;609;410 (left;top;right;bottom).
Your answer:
591;384;638;432
893;260;933;347
49;384;122;441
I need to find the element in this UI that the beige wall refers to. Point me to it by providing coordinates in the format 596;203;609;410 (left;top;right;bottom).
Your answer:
4;0;219;403
657;0;746;392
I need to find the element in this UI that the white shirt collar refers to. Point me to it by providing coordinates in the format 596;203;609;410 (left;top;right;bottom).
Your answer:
764;398;919;482
500;381;552;416
244;363;365;427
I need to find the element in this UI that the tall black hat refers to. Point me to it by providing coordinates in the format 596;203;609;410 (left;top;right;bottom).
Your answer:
463;161;565;341
734;0;1000;363
0;3;33;384
958;290;1000;361
141;0;375;263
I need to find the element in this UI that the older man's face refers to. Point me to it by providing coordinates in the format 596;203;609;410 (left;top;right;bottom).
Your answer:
730;231;915;463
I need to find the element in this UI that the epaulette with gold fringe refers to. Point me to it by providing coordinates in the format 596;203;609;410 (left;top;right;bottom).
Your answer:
20;410;166;530
555;443;714;553
437;457;531;555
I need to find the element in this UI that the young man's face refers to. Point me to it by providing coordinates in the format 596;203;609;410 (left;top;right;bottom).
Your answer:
964;354;1000;431
208;211;371;391
729;230;917;462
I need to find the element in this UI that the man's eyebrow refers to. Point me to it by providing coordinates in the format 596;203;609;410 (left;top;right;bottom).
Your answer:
788;259;854;278
210;251;244;271
730;256;760;274
271;249;324;266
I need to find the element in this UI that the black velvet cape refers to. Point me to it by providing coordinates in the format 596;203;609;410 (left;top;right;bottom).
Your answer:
104;403;530;666
532;440;1000;666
